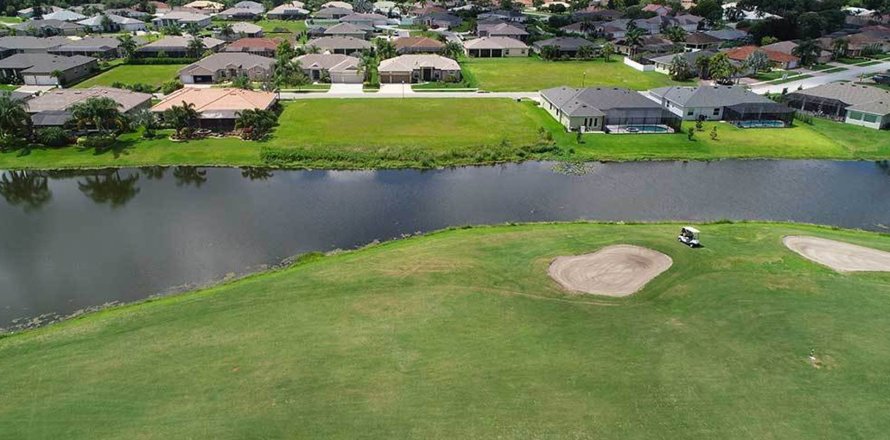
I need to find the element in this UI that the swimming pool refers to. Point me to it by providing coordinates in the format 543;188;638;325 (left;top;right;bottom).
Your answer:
608;125;672;134
737;120;786;128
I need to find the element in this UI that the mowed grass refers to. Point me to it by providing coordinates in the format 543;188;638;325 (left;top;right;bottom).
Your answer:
73;64;187;89
463;56;692;91
2;222;890;438
256;19;306;33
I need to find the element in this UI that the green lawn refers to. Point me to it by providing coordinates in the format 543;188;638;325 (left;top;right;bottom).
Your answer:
0;84;17;91
462;56;692;91
73;64;187;89
256;19;306;33
768;74;812;85
2;222;890;438
0;16;22;24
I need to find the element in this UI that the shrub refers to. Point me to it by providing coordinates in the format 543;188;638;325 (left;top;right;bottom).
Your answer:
76;134;118;150
126;57;198;65
161;79;183;94
36;127;72;147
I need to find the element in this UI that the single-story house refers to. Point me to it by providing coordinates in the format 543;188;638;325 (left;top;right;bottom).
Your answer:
14;19;84;36
182;1;225;13
150;87;278;131
178;52;275;84
377;54;461;83
224;37;281;57
463;36;529;57
374;1;401;17
703;28;749;43
560;22;594;37
648;50;715;75
339;13;389;27
533;37;599;58
218;22;265;39
134;36;224;58
233;1;265;11
216;7;263;20
541;86;681;133
0;53;97;86
684;32;722;51
844;29;890;56
417;12;463;29
642;3;671;16
670;14;705;32
762;41;831;64
313;7;353;20
572;7;623;22
17;6;65;19
478;9;525;22
295;53;363;83
322;1;353;9
49;37;137;59
151;11;212;28
324;22;372;39
42;9;87;22
77;14;147;32
648;85;795;124
393;36;445;54
725;45;799;69
25;86;152;127
266;1;309;19
476;20;528;41
618;35;673;56
305;36;372;55
784;82;890;129
0;36;71;57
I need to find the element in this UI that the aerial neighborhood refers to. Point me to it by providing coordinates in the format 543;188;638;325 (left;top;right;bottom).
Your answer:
2;0;890;161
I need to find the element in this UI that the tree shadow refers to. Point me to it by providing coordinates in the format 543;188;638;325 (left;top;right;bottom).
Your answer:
77;170;140;207
0;171;52;212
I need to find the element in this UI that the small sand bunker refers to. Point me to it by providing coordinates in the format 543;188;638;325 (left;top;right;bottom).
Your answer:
783;236;890;273
549;245;673;297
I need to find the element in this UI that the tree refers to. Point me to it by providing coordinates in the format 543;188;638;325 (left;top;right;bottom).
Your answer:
218;23;234;40
100;14;116;33
831;37;848;60
443;40;463;59
540;45;560;61
374;38;396;60
0;92;30;143
184;22;202;37
0;171;52;212
358;51;377;84
235;109;278;140
130;108;158;138
744;49;770;73
117;34;137;59
354;0;374;12
276;40;295;60
624;27;646;58
163;101;200;139
694;53;712;79
792;39;821;67
668;54;693;81
690;0;724;25
664;25;687;43
576;44;596;60
77;170;140;207
760;36;779;46
231;74;253;90
50;70;65;86
601;42;615;62
69;97;126;135
797;12;825;40
187;36;205;58
708;52;735;84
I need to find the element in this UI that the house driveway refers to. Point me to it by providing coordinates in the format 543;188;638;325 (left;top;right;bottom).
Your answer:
378;83;414;95
327;83;364;94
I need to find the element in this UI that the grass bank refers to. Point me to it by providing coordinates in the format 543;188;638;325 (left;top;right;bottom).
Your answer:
73;64;188;89
2;222;890;438
3;99;890;170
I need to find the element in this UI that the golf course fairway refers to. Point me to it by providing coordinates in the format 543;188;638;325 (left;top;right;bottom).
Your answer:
2;222;890;439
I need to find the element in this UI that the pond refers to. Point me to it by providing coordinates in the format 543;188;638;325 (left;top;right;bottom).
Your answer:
2;160;889;328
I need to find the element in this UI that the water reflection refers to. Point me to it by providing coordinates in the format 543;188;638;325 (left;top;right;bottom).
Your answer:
173;166;208;187
139;166;168;180
0;171;51;212
77;170;140;207
241;167;274;181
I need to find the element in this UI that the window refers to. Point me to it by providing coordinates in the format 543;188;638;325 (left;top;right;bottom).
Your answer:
687;110;694;116
864;113;878;123
593;118;598;127
848;111;863;120
713;108;720;116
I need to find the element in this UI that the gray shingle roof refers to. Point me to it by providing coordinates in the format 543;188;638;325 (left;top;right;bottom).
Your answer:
180;52;274;75
463;36;528;50
790;82;890;108
542;86;663;117
305;36;372;51
533;37;599;51
649;85;773;108
137;36;224;52
0;53;95;74
295;53;360;72
0;36;70;51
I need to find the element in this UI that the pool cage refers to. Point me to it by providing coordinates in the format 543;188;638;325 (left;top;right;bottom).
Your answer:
723;102;796;127
781;93;847;120
602;111;683;134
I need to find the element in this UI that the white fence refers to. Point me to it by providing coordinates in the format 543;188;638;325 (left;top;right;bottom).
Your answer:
623;57;655;72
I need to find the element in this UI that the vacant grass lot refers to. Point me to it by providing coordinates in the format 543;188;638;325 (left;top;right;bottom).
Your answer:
463;56;692;91
2;222;890;438
256;19;306;33
73;64;187;89
4;100;890;169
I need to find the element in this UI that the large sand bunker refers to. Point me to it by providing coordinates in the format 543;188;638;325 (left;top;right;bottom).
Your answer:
783;236;890;273
549;245;673;297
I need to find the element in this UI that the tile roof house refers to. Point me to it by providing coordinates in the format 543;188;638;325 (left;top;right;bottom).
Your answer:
725;45;799;69
642;3;672;16
478;9;526;22
234;1;265;11
77;14;147;32
313;7;353;19
647;49;716;76
42;9;88;22
266;1;309;19
417;12;463;29
134;36;224;58
151;87;278;130
224;37;281;57
14;19;85;36
393;36;445;54
0;53;98;86
541;86;681;132
178;52;275;84
339;13;389;27
295;53;363;83
25;86;152;127
17;6;66;19
763;41;831;64
463;36;529;57
322;1;354;9
49;37;140;59
216;7;264;20
151;11;212;28
533;37;600;57
476;20;529;41
843;30;890;56
324;22;372;39
377;54;461;83
305;36;372;55
182;1;225;13
784;82;890;129
648;85;794;124
213;21;265;40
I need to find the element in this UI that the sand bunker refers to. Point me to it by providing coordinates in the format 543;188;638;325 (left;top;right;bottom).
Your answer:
783;236;890;273
548;245;673;297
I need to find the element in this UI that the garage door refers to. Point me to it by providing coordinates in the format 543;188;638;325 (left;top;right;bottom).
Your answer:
379;72;411;84
331;71;363;84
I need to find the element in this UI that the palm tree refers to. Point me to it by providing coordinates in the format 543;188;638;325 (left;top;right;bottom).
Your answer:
234;109;278;140
694;54;712;79
792;39;821;67
187;36;205;58
163;101;200;139
576;44;596;60
624;27;646;58
443;40;463;59
540;45;560;61
831;37;849;60
218;23;234;41
664;25;687;43
601;41;615;62
669;54;692;81
374;38;396;60
358;51;377;83
708;53;735;85
69;97;126;134
117;34;137;59
50;70;65;86
745;49;770;73
0;92;31;142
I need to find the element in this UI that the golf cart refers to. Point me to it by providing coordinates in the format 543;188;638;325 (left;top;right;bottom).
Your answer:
678;226;701;248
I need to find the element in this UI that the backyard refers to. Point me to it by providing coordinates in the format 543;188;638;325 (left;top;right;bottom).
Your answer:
462;56;692;91
73;64;187;89
256;19;307;34
1;222;889;438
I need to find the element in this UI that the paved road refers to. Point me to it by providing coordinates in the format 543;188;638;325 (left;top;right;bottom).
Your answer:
750;60;890;94
280;90;540;100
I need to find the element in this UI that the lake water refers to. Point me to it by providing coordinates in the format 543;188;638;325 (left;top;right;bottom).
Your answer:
2;160;889;328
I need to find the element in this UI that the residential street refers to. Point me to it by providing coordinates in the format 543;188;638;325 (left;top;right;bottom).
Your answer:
750;60;890;94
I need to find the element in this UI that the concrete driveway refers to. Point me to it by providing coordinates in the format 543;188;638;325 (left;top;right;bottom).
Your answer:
378;83;414;95
751;60;890;94
327;83;364;94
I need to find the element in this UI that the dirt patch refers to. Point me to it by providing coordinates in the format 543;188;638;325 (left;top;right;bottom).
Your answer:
783;236;890;273
548;245;673;297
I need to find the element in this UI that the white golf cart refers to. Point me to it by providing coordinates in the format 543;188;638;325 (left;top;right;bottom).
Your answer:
678;226;701;248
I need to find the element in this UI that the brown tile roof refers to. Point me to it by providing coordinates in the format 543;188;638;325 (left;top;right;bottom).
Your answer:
393;36;445;50
725;45;798;64
151;87;277;119
26;86;151;113
225;37;281;51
